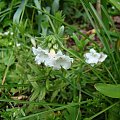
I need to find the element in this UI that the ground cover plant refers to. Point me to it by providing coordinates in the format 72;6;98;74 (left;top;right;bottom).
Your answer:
0;0;120;120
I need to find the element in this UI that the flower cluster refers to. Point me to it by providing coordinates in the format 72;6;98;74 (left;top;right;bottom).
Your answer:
0;31;13;36
84;48;107;66
32;47;73;70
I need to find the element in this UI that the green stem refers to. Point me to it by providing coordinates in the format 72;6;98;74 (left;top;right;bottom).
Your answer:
47;15;56;33
104;65;117;84
17;100;91;120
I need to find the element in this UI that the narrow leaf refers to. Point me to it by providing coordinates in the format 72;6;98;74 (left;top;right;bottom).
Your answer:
109;0;120;11
13;0;28;24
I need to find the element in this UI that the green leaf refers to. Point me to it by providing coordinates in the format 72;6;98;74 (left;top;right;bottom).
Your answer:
95;83;120;98
58;25;64;36
30;89;40;101
71;33;80;47
13;0;28;24
109;0;120;11
34;0;42;14
3;52;14;66
27;75;39;88
51;90;59;102
38;87;46;101
52;0;60;14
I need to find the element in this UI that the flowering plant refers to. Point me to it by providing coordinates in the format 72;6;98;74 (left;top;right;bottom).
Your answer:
32;47;73;70
84;48;107;66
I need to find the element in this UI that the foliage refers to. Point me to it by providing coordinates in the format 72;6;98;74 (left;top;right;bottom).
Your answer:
0;0;120;120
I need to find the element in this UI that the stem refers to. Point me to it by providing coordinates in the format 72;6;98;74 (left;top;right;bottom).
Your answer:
17;100;91;120
104;65;117;84
47;15;56;33
2;52;13;85
2;65;9;85
96;0;101;17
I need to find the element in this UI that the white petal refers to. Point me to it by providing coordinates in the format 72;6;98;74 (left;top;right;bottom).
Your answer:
56;50;63;56
99;52;107;62
52;65;61;70
90;48;97;53
33;48;49;65
32;47;38;55
90;63;95;66
37;46;43;50
84;53;92;59
4;31;10;35
48;49;56;58
44;57;55;67
16;43;21;47
35;55;44;64
65;56;73;63
54;55;73;70
84;51;100;64
86;56;99;64
62;61;71;69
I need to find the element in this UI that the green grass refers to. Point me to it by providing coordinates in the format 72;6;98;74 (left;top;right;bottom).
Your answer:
0;0;120;120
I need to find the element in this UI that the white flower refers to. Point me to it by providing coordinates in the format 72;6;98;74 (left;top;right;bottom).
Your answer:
84;49;100;65
0;31;13;36
32;47;73;70
4;31;10;35
47;50;73;70
3;31;13;36
54;55;73;70
84;48;107;66
53;50;73;69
